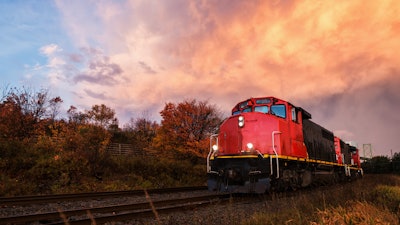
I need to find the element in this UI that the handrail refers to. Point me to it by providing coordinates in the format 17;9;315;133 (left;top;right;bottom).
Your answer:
271;131;282;178
345;165;351;177
256;150;264;158
207;134;219;173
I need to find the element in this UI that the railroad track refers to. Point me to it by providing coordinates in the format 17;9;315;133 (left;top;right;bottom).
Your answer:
0;186;207;206
0;187;230;224
1;184;351;224
0;193;229;224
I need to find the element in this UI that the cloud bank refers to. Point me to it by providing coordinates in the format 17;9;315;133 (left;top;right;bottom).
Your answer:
36;0;400;155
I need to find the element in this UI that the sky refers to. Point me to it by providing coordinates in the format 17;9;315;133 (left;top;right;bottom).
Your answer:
0;0;399;157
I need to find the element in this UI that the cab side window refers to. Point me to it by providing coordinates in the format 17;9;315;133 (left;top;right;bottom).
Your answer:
291;107;298;123
232;110;241;115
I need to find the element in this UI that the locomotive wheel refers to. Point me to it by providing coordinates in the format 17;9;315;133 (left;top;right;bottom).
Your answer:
300;170;312;187
290;176;299;191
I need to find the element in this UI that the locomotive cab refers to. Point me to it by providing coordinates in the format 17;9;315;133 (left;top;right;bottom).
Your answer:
207;97;311;193
215;97;310;157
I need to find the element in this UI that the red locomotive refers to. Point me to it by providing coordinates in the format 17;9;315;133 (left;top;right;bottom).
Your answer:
207;96;363;193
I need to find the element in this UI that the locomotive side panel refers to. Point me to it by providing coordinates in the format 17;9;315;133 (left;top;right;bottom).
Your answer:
302;119;336;162
334;137;344;164
341;140;352;164
288;106;308;158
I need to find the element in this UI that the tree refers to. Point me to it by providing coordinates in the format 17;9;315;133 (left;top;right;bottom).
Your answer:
0;87;57;139
392;152;400;174
65;104;116;178
86;104;118;129
154;99;223;160
48;97;63;121
366;156;392;174
67;105;87;125
5;87;50;121
0;100;28;139
123;117;159;152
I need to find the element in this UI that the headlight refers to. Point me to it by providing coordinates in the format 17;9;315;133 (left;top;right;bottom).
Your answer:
246;142;254;150
238;116;244;127
212;144;218;151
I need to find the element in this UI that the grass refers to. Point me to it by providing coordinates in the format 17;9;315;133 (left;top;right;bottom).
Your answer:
312;201;398;225
241;174;400;225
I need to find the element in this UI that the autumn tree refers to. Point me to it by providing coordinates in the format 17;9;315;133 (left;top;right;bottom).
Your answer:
5;87;50;120
391;152;400;174
0;100;33;178
48;97;63;121
0;87;62;139
122;117;159;153
154;99;223;161
67;105;87;125
0;86;68;193
0;100;28;139
86;104;118;129
65;104;117;178
131;118;158;144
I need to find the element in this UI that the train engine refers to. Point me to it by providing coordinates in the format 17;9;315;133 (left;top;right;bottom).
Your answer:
207;97;362;193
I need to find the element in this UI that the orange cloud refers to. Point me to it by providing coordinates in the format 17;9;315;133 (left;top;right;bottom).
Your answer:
54;0;400;123
39;0;400;155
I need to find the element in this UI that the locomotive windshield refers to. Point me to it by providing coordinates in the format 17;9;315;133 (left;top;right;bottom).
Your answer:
231;99;286;119
242;108;252;113
271;105;286;118
254;106;269;113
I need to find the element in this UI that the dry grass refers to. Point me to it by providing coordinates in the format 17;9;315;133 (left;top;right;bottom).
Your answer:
241;174;400;225
312;201;398;225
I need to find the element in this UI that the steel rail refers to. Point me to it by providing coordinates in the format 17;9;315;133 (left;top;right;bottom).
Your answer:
0;186;207;206
0;193;230;225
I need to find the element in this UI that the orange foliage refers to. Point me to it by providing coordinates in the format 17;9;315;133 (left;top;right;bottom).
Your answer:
0;100;36;140
154;99;222;159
